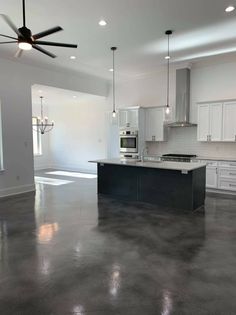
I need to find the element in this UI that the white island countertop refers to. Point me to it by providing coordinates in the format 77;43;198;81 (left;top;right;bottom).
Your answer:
90;159;206;172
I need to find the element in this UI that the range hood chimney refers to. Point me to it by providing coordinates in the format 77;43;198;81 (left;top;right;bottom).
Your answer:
167;68;197;127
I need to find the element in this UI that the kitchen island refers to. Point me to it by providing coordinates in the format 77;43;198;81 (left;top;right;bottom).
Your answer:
91;159;206;211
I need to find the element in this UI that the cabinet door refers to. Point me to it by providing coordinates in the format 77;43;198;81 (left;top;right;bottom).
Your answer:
206;167;218;188
145;108;164;142
197;104;209;141
127;109;138;128
222;102;236;142
118;110;128;128
209;103;222;141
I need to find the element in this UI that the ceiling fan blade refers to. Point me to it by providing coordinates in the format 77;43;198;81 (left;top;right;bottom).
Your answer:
15;49;23;58
0;34;17;40
0;14;21;36
33;26;63;40
35;41;78;48
0;41;17;44
32;44;56;58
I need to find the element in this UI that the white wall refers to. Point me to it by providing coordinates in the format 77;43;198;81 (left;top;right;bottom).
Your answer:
0;57;108;197
115;60;236;158
48;97;109;173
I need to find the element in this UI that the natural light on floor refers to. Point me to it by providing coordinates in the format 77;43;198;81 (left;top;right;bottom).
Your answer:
35;176;74;186
46;171;97;179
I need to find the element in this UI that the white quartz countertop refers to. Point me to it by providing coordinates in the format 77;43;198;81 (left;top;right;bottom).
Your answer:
193;156;236;162
90;159;206;172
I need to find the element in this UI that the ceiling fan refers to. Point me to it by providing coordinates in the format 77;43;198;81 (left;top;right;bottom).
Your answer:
0;0;78;58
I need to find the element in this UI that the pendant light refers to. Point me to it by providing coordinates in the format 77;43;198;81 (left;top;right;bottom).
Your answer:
111;47;117;118
33;96;54;134
165;30;172;115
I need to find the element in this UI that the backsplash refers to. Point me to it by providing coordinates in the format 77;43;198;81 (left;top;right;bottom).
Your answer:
147;127;236;158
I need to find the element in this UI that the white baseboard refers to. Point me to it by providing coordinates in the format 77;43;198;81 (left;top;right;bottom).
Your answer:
50;164;97;174
0;184;36;198
207;188;236;196
34;164;52;171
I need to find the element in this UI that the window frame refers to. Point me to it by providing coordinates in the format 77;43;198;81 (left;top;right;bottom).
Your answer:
32;117;42;156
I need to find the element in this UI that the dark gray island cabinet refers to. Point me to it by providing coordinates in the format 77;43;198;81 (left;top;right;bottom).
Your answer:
91;159;206;211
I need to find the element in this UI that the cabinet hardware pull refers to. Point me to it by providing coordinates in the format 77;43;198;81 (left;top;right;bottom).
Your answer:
229;184;236;187
229;173;236;176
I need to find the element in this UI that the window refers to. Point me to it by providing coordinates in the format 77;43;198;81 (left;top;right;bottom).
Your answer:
32;117;42;155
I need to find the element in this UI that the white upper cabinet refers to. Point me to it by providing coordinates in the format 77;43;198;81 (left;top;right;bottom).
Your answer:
209;103;223;141
197;103;222;142
119;109;138;129
145;107;165;142
197;104;209;141
222;102;236;142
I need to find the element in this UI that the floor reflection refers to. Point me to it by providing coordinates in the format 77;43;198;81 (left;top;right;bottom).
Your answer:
37;222;59;244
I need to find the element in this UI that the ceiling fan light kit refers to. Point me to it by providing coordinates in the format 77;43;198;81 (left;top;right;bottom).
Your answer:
0;0;78;58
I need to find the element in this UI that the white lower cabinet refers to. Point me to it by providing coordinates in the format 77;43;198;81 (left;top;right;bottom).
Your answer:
217;161;236;192
218;179;236;191
195;159;236;193
206;167;218;189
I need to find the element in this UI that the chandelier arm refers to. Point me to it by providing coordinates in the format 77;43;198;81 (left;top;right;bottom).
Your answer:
43;126;54;133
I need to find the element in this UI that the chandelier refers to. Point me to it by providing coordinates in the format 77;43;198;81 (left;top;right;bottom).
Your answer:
33;96;54;134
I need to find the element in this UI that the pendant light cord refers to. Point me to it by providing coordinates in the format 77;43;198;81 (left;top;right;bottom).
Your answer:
165;30;172;108
22;0;26;27
111;47;117;114
167;34;170;107
113;49;115;112
40;96;43;120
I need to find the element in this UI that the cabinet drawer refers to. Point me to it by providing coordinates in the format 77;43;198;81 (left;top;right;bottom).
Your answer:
219;161;236;168
219;168;236;179
218;179;236;191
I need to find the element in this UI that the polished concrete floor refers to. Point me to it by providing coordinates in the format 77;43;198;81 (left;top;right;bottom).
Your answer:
0;170;236;314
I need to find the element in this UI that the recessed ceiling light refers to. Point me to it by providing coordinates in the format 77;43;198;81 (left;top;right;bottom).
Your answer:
70;56;76;60
38;90;42;93
73;95;77;98
99;19;107;26
109;68;114;72
225;5;235;12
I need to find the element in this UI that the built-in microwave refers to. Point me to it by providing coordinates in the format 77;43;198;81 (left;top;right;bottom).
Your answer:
119;130;138;153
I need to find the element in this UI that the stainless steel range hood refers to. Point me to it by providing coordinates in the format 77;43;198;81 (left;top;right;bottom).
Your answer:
167;68;197;127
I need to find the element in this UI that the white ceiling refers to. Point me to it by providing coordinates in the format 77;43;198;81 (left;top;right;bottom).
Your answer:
1;0;236;79
31;84;104;106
